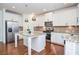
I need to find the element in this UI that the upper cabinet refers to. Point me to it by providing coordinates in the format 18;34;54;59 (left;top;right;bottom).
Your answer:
43;7;77;26
36;7;77;27
53;7;77;26
77;4;79;25
44;12;53;21
77;4;79;17
5;12;23;26
36;15;45;26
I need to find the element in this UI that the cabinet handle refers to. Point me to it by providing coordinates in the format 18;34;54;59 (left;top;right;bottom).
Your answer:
64;40;65;44
77;17;78;24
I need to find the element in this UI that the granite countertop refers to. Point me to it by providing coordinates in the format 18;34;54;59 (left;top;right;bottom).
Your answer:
23;31;45;38
51;32;79;35
64;34;79;43
51;32;79;43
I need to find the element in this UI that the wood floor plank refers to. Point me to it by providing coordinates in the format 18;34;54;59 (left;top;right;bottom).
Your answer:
0;40;64;55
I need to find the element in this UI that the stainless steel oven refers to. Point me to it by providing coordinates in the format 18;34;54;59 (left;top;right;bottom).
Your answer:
44;21;54;42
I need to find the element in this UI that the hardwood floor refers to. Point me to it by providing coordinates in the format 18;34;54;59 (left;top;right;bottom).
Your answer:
0;40;64;55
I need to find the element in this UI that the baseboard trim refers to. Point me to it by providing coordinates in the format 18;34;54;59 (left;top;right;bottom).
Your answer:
51;42;64;47
46;41;64;47
19;39;23;41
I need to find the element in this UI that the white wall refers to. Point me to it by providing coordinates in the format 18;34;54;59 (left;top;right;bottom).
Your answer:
0;10;3;42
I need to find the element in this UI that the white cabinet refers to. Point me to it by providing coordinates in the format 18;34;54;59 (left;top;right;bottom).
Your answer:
31;34;46;52
36;15;45;26
77;4;79;25
53;13;66;26
65;40;79;55
5;12;22;26
77;17;79;25
23;34;46;52
44;12;53;22
65;40;76;55
53;7;77;26
51;33;64;45
36;12;53;26
76;43;79;54
77;4;79;18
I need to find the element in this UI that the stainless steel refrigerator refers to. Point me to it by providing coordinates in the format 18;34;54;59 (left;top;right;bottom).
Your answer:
5;21;19;43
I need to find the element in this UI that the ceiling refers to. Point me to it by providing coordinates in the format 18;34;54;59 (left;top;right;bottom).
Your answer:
0;3;77;14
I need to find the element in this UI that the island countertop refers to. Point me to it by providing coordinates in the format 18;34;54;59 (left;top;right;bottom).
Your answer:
63;34;79;43
22;31;46;38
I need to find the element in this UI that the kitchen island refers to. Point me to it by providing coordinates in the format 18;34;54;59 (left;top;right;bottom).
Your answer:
23;32;46;55
64;33;79;55
51;32;79;55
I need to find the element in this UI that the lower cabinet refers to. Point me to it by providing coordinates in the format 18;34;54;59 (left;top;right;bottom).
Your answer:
65;40;79;55
51;33;64;45
23;34;46;52
76;43;79;54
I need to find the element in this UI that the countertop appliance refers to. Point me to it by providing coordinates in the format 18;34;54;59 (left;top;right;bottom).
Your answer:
5;20;19;43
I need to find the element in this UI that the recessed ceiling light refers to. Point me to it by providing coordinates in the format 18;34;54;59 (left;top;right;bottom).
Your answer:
63;3;67;5
25;4;28;7
12;6;15;9
43;9;47;11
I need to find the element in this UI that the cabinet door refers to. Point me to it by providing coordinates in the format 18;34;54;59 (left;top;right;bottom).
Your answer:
36;15;45;26
53;13;66;26
45;12;53;22
55;33;64;45
51;33;55;42
76;43;79;55
77;4;79;25
53;7;77;26
65;41;76;55
77;4;79;21
51;33;64;45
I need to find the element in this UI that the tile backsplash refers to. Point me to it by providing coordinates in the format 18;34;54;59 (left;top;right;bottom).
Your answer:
34;26;44;31
33;25;79;33
54;26;79;33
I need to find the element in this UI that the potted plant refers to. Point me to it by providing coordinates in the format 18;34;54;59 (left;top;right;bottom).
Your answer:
27;28;31;34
